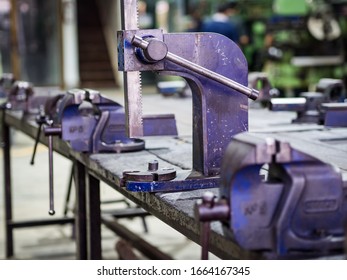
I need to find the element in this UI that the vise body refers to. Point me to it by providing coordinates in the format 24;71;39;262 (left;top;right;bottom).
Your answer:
118;0;258;192
196;133;347;258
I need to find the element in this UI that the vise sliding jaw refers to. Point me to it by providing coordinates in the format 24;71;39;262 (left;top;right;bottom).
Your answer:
196;133;347;258
118;0;258;192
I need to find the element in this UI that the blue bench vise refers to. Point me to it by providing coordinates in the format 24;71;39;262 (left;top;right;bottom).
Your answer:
40;88;177;214
196;133;347;259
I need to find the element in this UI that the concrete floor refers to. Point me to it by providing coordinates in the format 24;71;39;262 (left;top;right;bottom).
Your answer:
0;86;222;260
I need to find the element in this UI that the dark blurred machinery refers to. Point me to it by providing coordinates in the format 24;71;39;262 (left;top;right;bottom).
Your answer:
0;80;34;113
0;73;15;98
262;0;347;94
269;78;347;124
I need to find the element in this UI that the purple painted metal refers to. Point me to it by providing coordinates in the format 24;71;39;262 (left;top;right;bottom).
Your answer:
217;133;347;257
196;133;347;258
47;89;177;152
46;89;145;153
194;192;229;260
322;103;347;127
119;30;251;178
123;160;176;182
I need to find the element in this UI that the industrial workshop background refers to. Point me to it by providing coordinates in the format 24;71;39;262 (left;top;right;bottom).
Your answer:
1;0;347;262
0;0;346;92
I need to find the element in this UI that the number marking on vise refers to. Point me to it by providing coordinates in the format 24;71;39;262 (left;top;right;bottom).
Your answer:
69;126;84;133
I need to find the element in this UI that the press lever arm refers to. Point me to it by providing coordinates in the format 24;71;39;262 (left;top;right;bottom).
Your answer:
131;35;259;100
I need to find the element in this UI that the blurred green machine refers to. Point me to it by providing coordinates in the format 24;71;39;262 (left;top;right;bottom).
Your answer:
140;0;347;94
238;0;347;96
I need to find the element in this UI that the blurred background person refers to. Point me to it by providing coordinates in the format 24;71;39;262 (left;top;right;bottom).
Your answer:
200;1;248;46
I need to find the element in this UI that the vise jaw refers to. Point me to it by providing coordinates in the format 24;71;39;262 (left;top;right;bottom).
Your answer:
197;133;347;258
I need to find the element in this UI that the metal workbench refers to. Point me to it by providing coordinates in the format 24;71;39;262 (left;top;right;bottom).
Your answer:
2;108;347;260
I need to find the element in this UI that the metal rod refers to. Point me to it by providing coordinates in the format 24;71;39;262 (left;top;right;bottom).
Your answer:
63;165;74;217
120;0;144;138
116;240;139;260
74;160;87;260
102;214;173;260
30;123;42;165
132;35;259;100
48;135;55;215
8;218;74;229
86;174;101;260
201;222;210;260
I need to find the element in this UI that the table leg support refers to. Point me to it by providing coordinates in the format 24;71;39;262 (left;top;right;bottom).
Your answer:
74;160;87;260
2;112;13;258
86;173;101;260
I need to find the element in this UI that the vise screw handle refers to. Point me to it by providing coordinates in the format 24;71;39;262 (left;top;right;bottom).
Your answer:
44;126;62;215
132;35;259;101
195;192;229;259
30;108;51;165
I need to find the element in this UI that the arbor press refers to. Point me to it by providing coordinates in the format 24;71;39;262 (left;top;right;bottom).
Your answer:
118;0;259;192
